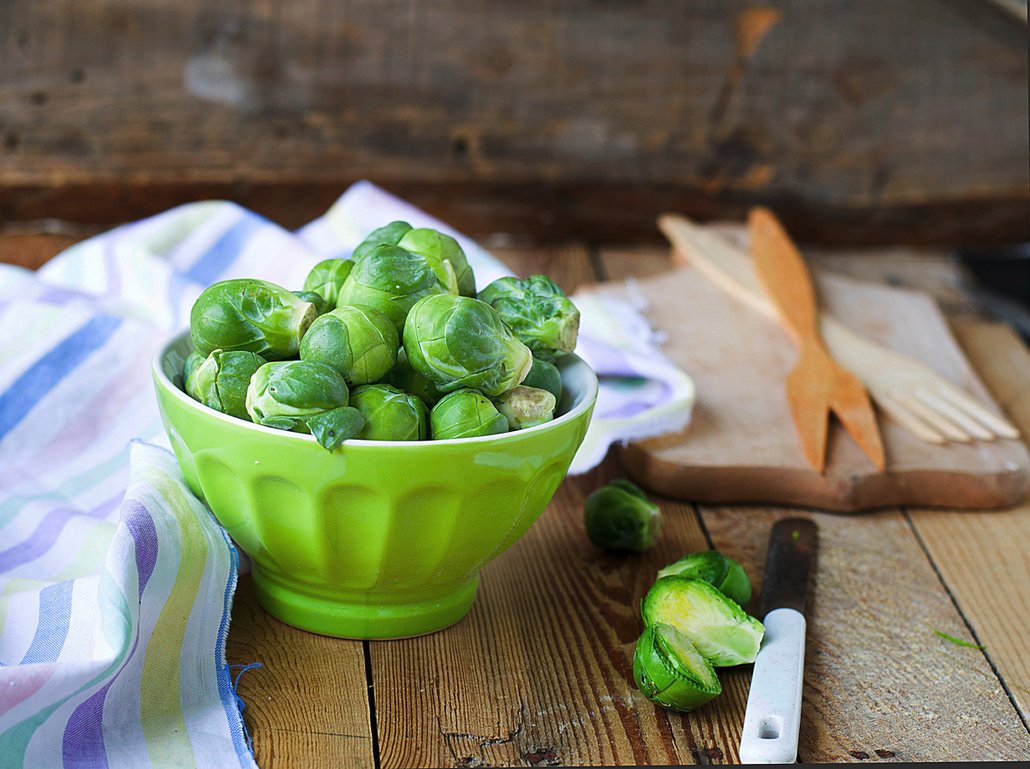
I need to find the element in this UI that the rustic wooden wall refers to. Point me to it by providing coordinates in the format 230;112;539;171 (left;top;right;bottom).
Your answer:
0;0;1026;244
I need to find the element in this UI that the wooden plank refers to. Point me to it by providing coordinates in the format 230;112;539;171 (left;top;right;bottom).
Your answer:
225;576;376;769
1;1;1027;244
699;506;1030;762
907;319;1030;723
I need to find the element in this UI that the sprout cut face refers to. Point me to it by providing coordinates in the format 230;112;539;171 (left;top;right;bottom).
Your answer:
583;479;661;553
641;577;764;667
429;389;509;440
633;623;722;712
522;356;562;403
185;349;267;421
657;551;752;608
493;386;556;430
245;360;365;450
402;294;533;397
477;275;580;362
350;384;428;441
190;278;316;360
336;244;455;331
293;290;331;316
300;305;399;386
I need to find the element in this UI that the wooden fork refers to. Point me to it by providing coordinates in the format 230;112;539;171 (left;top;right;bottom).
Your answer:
658;213;1021;445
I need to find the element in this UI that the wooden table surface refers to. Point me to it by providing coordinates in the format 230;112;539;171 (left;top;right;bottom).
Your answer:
5;233;1029;765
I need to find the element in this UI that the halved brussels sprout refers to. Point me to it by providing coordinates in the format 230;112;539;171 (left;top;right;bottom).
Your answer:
657;551;752;608
293;290;331;316
641;577;765;667
477;275;580;362
583;479;661;553
388;348;447;407
429;389;509;440
336;244;454;331
350;384;428;441
302;259;354;308
493;386;556;430
190;278;316;360
522;356;562;403
300;305;399;386
246;360;365;451
351;221;414;263
633;623;722;712
398;228;476;297
402;294;533;397
185;349;267;421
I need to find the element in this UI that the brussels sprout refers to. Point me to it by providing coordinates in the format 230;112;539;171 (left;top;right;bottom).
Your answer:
641;577;765;667
429;389;509;440
493;386;556;430
633;623;722;712
403;294;533;397
190;278;316;360
350;384;428;441
336;244;455;331
351;221;414;263
583;479;661;553
246;360;365;451
397;228;476;297
657;551;752;608
182;350;206;390
302;259;354;307
522;356;562;403
293;290;331;316
300;305;399;386
185;349;267;421
477;275;580;362
388;348;447;407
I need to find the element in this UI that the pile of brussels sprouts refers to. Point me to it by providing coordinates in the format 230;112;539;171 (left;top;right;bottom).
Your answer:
181;222;581;450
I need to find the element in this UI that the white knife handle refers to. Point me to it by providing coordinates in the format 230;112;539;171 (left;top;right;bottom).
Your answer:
739;608;807;764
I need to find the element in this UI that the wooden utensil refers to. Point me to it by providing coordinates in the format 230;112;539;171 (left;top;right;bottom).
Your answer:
748;207;885;473
657;213;1020;445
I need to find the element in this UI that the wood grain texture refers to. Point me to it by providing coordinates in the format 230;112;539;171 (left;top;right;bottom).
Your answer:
226;576;375;769
698;505;1030;762
584;250;1029;511
1;1;1027;244
908;319;1030;723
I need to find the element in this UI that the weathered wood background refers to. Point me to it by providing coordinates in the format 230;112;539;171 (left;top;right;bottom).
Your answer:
1;0;1027;244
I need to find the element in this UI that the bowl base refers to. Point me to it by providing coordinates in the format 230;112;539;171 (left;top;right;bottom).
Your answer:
250;568;480;640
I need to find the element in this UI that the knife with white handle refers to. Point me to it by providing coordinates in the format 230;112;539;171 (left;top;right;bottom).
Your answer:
739;518;817;764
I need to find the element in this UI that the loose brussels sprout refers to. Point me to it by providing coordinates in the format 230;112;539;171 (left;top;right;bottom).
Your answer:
388;348;447;407
583;479;661;553
302;259;354;308
522;356;562;404
182;350;206;389
397;228;476;297
300;305;399;386
477;275;580;362
633;623;722;712
246;360;365;451
351;221;414;263
190;278;316;360
185;349;267;421
336;244;455;331
350;384;428;441
403;294;533;397
429;389;509;440
657;551;752;608
493;386;556;430
641;577;765;667
293;290;331;316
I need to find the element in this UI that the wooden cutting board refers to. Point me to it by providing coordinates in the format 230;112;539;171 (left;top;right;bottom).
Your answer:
580;265;1029;512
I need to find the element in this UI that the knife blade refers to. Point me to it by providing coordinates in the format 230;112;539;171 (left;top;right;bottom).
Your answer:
739;518;817;764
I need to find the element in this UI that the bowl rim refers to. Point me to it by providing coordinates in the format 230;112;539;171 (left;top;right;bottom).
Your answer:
153;329;598;448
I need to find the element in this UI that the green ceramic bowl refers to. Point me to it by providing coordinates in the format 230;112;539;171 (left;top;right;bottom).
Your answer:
153;331;597;639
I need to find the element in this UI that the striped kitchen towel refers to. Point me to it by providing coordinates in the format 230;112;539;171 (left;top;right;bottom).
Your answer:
0;181;693;768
